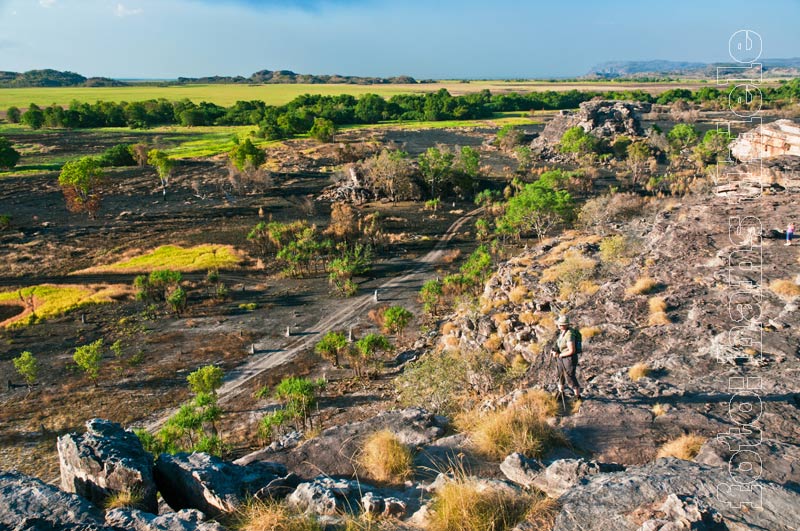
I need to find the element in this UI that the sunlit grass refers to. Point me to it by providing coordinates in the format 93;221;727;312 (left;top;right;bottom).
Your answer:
91;244;243;273
656;434;706;460
0;284;128;328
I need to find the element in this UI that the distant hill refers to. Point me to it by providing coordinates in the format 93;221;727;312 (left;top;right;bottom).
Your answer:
176;70;421;85
587;58;800;78
0;69;421;88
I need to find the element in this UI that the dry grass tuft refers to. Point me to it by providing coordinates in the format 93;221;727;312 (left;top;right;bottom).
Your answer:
483;334;502;351
237;500;323;531
769;279;800;299
628;362;651;381
508;285;529;304
104;490;144;510
440;322;459;335
580;326;602;340
519;311;539;325
651;403;668;417
359;430;413;484
463;391;565;460
656;434;707;461
647;297;670;326
626;277;659;296
429;476;532;531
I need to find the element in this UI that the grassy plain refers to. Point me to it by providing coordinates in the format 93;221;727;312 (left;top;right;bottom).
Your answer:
0;80;716;109
0;284;127;328
89;244;243;273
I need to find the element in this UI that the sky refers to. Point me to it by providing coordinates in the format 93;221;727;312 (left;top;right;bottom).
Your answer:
0;0;798;79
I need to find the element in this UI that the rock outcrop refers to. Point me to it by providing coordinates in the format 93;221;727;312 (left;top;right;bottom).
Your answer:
0;470;110;531
154;452;294;516
532;100;651;151
57;418;158;513
730;118;800;161
105;508;225;531
552;458;800;531
238;407;447;478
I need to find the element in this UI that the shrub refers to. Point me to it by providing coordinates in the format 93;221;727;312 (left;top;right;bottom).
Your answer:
628;362;651;381
309;117;336;143
229;138;265;173
0;136;21;170
74;339;104;381
577;192;647;234
769;279;800;299
236;500;323;531
429;476;531;531
382;305;413;335
359;430;413;484
599;235;639;266
99;144;136;167
626;277;658;296
508;285;528;304
540;249;597;299
239;302;258;311
187;365;224;396
395;351;468;415
656;434;706;460
559;126;600;155
647;297;670;326
0;214;10;231
166;287;187;315
351;333;392;377
13;351;39;386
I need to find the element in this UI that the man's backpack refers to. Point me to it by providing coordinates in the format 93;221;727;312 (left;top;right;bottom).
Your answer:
571;328;582;355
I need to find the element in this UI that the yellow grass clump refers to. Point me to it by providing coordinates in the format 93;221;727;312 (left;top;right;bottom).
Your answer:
647;297;670;326
509;285;529;304
580;326;602;340
628;362;651;381
519;311;539;325
440;322;459;335
626;277;659;296
769;279;800;299
236;500;323;531
92;244;242;273
483;334;503;351
656;434;707;461
104;490;144;510
0;284;129;328
428;477;532;531
651;403;668;417
462;391;564;460
359;430;413;484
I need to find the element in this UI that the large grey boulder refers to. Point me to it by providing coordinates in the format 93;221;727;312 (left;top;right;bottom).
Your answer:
287;476;364;515
105;508;225;531
501;454;624;497
553;458;800;531
237;407;447;478
695;437;800;492
57;418;158;513
154;452;293;516
0;470;110;531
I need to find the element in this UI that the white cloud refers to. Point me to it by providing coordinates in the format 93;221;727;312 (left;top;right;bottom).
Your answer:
115;2;142;17
39;0;56;7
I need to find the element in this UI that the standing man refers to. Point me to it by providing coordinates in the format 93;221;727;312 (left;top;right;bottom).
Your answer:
551;314;582;399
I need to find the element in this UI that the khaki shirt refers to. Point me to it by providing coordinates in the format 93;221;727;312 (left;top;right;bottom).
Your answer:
556;329;575;355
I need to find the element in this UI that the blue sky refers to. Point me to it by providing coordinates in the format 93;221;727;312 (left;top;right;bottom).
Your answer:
0;0;798;78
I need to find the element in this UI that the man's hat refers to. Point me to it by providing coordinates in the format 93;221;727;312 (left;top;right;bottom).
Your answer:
556;315;570;326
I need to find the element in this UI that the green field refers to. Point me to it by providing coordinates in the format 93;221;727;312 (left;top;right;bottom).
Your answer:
0;80;716;109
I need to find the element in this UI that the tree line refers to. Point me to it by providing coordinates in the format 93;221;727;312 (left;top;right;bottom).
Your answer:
8;79;799;136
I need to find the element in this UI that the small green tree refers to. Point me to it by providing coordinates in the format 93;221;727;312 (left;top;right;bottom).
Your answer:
229;138;266;173
420;279;444;317
258;377;326;440
626;141;652;185
315;331;348;367
6;106;21;124
166;287;187;315
13;351;39;387
309;117;336;143
21;103;44;130
58;157;105;218
559;126;599;155
0;136;21;170
74;339;104;382
498;170;574;240
351;333;392;377
147;149;174;199
667;124;699;151
383;306;413;335
418;146;454;199
187;365;224;397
